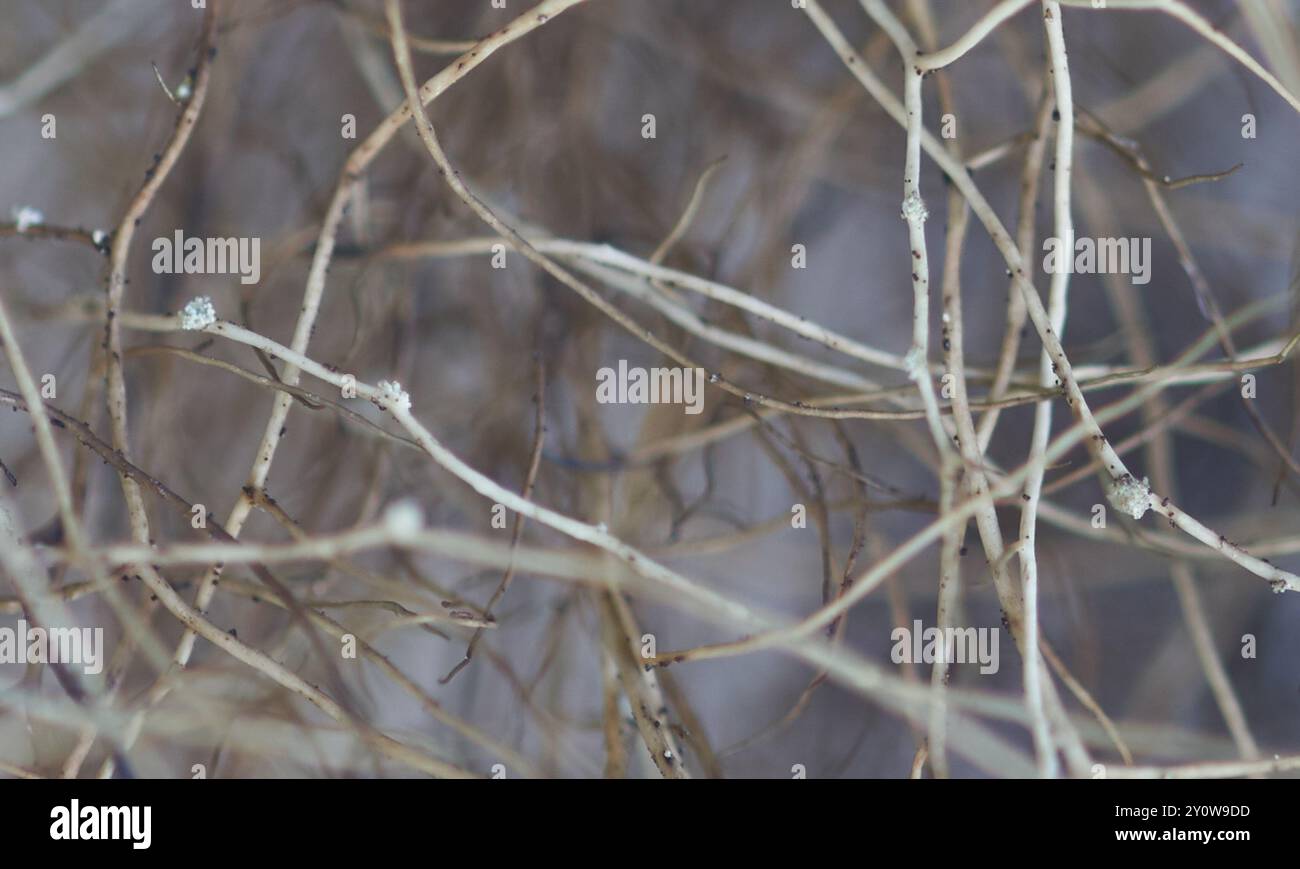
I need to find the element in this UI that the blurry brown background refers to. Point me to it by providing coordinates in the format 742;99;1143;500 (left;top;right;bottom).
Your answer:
0;0;1297;778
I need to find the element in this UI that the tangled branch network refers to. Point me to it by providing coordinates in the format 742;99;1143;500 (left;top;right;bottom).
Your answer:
1;0;1298;780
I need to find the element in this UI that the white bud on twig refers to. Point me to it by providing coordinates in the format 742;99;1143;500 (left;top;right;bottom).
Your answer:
383;499;423;537
11;206;44;233
376;380;411;412
179;296;216;330
1106;474;1151;521
900;191;929;223
903;346;927;382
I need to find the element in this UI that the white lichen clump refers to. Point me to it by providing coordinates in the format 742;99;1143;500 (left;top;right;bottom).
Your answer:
900;191;929;223
1106;474;1151;521
179;295;216;330
376;379;411;412
11;206;44;233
